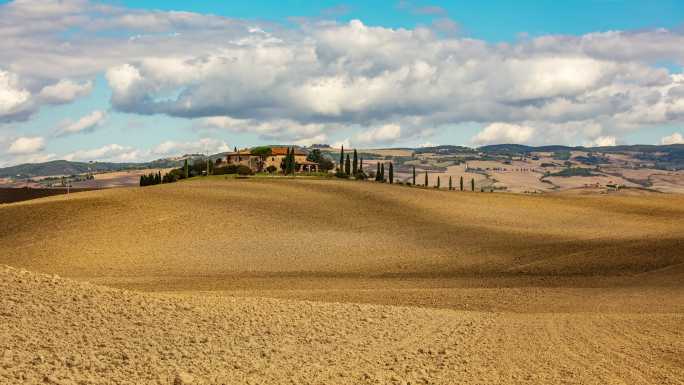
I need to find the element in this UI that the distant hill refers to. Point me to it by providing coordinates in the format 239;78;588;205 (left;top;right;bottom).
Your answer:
477;143;684;155
3;143;684;179
414;145;477;155
0;158;186;179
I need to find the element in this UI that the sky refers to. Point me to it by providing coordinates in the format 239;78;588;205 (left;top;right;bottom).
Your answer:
0;0;683;166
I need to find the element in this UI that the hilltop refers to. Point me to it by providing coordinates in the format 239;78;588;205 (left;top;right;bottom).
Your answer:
1;178;682;310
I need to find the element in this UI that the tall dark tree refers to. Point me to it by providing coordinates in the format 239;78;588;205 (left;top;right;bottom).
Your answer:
281;148;288;174
285;147;292;175
412;166;416;186
424;171;428;187
437;176;440;188
380;163;385;182
359;158;363;174
375;162;381;181
460;176;464;191
184;159;189;179
339;145;344;173
289;147;297;175
352;149;358;175
471;178;475;191
345;154;351;175
388;162;394;184
449;176;452;190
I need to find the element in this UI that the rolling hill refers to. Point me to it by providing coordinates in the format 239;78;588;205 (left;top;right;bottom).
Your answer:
0;177;681;308
1;177;682;384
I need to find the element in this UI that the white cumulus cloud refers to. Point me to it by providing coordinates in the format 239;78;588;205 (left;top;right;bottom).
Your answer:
57;110;106;136
0;69;31;120
8;136;45;154
152;138;230;157
660;132;684;145
354;124;402;145
63;143;135;162
589;136;617;147
38;79;93;104
0;1;683;149
472;123;535;145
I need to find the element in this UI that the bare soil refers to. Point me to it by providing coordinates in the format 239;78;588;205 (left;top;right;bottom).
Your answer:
1;178;683;384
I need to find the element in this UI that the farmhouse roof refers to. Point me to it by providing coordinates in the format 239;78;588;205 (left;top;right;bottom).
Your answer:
225;146;307;156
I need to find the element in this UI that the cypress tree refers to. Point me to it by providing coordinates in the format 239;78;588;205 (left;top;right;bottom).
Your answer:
352;149;358;175
157;171;162;184
424;171;428;187
388;162;394;184
360;157;364;172
437;176;440;188
286;147;290;174
139;175;144;187
375;163;381;181
412;166;416;186
290;147;297;174
460;176;464;191
471;178;475;191
339;145;344;173
345;154;351;175
449;176;452;190
184;159;189;179
380;163;385;182
286;147;291;175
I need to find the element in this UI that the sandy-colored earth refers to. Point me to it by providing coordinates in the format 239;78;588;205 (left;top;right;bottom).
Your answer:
2;265;683;385
1;178;683;384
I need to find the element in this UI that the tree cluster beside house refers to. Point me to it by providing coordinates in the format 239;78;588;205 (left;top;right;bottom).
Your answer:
141;144;483;193
221;146;321;173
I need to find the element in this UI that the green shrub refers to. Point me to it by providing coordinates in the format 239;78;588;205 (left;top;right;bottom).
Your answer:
213;164;254;175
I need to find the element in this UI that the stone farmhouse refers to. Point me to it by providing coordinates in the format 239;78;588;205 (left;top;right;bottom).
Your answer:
223;146;320;173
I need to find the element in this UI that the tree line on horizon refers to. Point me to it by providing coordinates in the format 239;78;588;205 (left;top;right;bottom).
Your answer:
141;146;486;193
335;146;482;192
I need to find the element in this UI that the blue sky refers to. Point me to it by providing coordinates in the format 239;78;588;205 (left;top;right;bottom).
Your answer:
0;0;683;165
109;0;684;41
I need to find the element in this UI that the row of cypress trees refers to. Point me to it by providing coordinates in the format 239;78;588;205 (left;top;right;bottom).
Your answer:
140;171;162;186
402;165;480;191
338;146;366;178
374;161;394;183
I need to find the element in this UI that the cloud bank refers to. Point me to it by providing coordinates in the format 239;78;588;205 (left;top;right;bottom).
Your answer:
1;0;683;165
